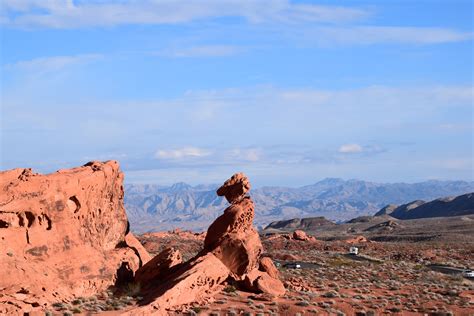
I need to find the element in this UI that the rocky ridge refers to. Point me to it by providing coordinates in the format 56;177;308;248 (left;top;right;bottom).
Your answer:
375;192;474;219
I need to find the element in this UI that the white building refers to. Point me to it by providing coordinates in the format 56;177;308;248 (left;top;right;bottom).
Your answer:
349;247;359;255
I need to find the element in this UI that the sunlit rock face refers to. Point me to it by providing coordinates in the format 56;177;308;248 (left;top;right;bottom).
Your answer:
0;161;150;314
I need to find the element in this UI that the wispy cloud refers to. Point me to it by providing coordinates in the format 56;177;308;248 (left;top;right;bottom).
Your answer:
339;144;363;153
310;26;472;45
2;1;470;45
155;147;212;160
4;54;102;72
1;0;368;28
153;146;263;165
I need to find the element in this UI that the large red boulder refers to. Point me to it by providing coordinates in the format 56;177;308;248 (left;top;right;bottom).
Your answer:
259;257;280;279
292;229;317;241
0;161;150;314
243;268;286;297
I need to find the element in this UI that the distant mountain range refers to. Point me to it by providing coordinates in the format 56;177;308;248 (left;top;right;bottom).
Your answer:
264;192;474;232
125;178;474;233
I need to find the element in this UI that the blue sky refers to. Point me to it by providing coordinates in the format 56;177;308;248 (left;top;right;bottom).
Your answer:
1;0;472;187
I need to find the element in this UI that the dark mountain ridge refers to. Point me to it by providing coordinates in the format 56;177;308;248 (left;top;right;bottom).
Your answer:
378;192;474;220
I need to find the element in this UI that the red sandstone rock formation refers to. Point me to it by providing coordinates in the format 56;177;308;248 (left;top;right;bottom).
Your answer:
131;172;285;314
0;161;149;314
293;229;309;240
345;235;368;244
216;172;251;203
135;247;182;286
259;256;280;279
292;229;317;241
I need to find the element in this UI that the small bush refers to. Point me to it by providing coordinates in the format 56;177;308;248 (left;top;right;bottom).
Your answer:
224;285;237;293
191;306;202;314
255;303;265;309
71;299;82;305
125;282;141;297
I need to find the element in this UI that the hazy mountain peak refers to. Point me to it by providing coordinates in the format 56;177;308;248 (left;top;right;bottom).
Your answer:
317;177;344;185
169;182;193;191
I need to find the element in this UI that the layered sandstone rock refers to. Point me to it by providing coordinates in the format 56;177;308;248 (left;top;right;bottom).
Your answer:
0;161;149;314
132;172;285;314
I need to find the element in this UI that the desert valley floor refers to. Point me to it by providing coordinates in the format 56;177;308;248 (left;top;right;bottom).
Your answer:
47;216;474;315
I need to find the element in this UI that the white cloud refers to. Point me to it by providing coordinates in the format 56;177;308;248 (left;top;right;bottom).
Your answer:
339;144;363;153
155;147;211;160
1;0;368;29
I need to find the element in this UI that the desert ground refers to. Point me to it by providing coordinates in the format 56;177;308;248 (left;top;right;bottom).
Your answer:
47;221;474;316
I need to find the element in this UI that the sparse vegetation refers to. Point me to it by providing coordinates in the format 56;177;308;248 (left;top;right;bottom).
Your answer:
52;221;470;315
224;285;237;293
191;306;202;314
124;281;141;297
295;300;310;306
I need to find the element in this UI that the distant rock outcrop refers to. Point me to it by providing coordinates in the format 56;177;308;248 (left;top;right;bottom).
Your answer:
265;216;336;230
344;235;368;244
347;215;374;223
364;220;401;233
292;229;317;241
0;161;150;314
129;173;285;315
374;204;398;216
375;200;425;218
394;193;473;219
374;193;474;220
